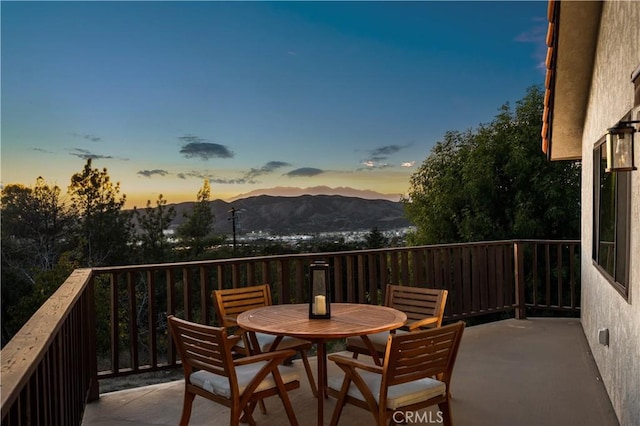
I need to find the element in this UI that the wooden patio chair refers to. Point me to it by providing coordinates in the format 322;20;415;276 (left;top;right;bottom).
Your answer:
345;285;448;361
167;315;300;426
213;284;318;397
327;321;465;426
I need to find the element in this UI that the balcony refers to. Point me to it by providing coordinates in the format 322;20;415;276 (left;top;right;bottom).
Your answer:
3;239;614;425
81;318;618;425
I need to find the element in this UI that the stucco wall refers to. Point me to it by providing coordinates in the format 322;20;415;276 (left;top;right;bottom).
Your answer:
581;2;640;425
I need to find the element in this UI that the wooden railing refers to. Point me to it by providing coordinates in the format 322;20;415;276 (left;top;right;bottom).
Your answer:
0;239;580;425
0;269;99;425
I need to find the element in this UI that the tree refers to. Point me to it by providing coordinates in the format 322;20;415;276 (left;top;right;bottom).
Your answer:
365;227;389;249
177;180;215;258
4;254;78;340
133;194;176;263
68;159;134;266
1;178;73;270
1;177;74;343
403;85;581;245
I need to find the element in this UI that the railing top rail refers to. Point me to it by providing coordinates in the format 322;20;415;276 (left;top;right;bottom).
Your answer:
0;268;93;417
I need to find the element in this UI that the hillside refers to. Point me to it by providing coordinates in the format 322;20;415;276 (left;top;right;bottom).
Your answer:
159;194;412;235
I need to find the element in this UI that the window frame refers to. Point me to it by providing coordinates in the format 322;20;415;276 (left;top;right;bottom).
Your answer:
592;138;632;299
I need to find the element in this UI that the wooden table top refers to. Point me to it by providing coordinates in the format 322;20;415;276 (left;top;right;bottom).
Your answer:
236;303;407;340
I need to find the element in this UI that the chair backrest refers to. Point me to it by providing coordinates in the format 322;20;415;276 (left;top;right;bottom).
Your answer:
382;321;465;388
384;284;448;327
167;315;234;380
212;284;273;327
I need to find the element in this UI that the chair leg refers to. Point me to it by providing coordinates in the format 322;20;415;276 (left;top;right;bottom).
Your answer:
234;404;258;426
438;400;452;426
230;406;241;426
179;391;195;426
329;384;350;426
240;404;257;426
270;369;299;426
329;399;346;426
278;391;299;426
300;350;318;397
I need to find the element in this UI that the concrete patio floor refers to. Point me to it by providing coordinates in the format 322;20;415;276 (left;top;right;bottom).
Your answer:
82;318;619;426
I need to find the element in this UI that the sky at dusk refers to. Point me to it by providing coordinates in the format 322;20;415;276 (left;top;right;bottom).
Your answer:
1;1;548;208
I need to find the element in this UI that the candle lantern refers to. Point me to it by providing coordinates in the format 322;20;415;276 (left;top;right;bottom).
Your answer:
309;261;331;319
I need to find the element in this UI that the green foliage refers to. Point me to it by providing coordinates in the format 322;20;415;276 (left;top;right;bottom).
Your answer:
133;194;177;263
1;178;74;270
177;180;215;258
1;178;75;343
403;85;581;245
68;159;134;266
364;227;388;249
5;254;77;338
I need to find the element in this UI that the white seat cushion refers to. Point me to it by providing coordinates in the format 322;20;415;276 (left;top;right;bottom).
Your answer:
237;332;310;352
346;330;408;352
190;363;300;399
328;370;445;410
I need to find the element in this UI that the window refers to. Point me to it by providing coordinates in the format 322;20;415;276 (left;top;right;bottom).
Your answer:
593;141;632;298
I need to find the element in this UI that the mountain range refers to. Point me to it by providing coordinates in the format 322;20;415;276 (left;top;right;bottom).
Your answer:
227;186;403;202
162;194;412;235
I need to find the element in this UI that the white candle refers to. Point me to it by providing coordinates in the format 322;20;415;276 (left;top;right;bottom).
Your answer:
314;295;326;315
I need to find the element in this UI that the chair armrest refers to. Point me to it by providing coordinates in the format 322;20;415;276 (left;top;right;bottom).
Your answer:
328;354;383;375
406;316;439;331
223;314;239;326
234;349;297;366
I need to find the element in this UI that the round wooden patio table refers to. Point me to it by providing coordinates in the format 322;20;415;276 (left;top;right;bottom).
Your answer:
237;303;407;426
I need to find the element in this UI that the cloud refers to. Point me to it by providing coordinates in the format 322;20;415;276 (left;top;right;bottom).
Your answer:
177;170;214;181
357;143;413;171
69;148;114;160
368;156;388;163
175;161;292;185
515;17;548;72
71;132;102;143
370;144;407;157
401;161;416;167
362;144;411;164
138;169;169;178
210;178;248;184
514;20;546;43
33;147;54;154
357;161;391;171
284;167;325;177
179;135;234;160
175;170;248;185
244;161;292;181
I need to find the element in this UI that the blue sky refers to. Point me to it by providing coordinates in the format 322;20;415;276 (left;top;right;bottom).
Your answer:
1;1;547;207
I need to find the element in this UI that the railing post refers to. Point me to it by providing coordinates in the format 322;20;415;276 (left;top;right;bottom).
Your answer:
88;274;100;401
514;241;527;319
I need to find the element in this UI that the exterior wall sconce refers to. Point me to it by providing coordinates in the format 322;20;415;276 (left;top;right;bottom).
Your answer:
309;261;331;319
606;120;639;172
